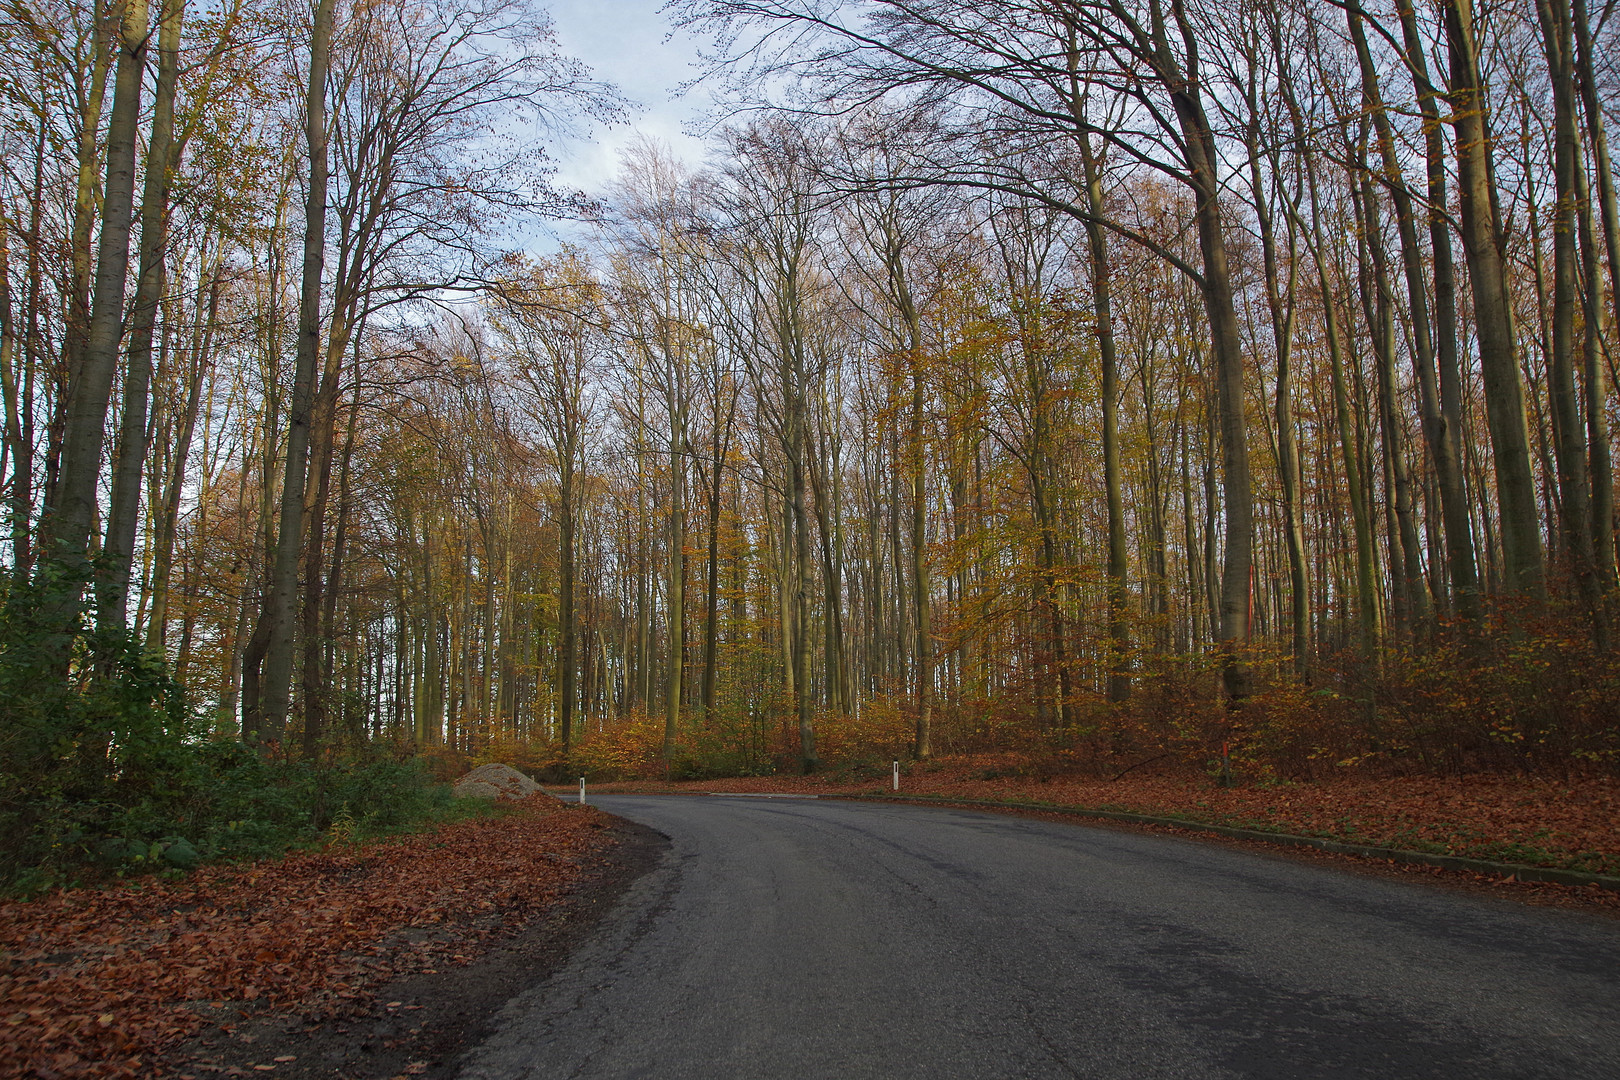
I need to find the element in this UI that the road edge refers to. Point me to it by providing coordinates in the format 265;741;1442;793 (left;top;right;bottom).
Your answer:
836;793;1620;893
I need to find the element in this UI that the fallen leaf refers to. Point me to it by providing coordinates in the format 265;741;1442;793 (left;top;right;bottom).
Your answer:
0;800;613;1080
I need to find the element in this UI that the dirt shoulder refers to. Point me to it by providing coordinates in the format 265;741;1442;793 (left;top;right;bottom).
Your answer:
161;816;666;1080
1;800;668;1080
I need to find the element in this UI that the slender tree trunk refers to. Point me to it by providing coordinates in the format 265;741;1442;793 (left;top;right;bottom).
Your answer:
63;15;114;400
560;440;577;752
1187;139;1253;695
1177;375;1201;652
42;0;149;646
145;266;220;651
1535;0;1604;634
1239;63;1309;675
1383;0;1486;626
806;414;847;714
316;381;361;744
771;482;795;698
246;0;336;746
1307;168;1381;652
1573;0;1617;595
781;328;818;771
793;454;816;769
1080;133;1132;701
426;582;444;743
634;367;651;712
100;0;186;631
1140;355;1172;650
1445;0;1546;601
910;367;933;755
1348;1;1476;628
664;397;686;769
1356;165;1430;633
700;433;723;724
0;146;34;572
0;202;19;570
296;314;354;755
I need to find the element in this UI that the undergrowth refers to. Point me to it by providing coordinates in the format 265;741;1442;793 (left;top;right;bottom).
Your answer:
0;565;483;897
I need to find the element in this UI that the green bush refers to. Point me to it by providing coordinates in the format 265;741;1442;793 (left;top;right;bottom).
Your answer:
0;566;461;896
0;565;198;892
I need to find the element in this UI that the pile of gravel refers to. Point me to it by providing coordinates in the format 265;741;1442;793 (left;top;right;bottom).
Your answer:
453;763;557;801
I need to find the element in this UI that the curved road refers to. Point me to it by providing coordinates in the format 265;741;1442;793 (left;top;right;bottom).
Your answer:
459;795;1620;1079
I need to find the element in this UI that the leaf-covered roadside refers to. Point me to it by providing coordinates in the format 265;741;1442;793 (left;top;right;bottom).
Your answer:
586;761;1620;877
0;798;616;1080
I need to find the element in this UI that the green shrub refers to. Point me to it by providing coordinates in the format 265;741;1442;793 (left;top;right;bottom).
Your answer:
0;565;463;896
0;566;198;891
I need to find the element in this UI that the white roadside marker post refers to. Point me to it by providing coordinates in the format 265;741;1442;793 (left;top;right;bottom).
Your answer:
893;760;900;791
579;776;586;805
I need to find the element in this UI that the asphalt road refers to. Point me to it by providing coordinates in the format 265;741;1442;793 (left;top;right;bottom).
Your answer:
458;795;1620;1080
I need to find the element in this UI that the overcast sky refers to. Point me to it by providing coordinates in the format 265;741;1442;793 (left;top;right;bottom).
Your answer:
543;0;713;199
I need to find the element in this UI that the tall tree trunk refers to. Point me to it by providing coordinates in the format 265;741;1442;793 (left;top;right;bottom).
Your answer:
700;432;724;724
811;469;847;714
1188;148;1253;695
664;399;686;769
1080;133;1132;701
0;141;35;572
1178;388;1201;653
1306;169;1381;653
1385;1;1485;626
425;584;443;743
1160;4;1254;702
1239;55;1309;676
771;482;795;698
100;0;186;631
42;0;149;646
63;14;114;400
559;438;577;752
1444;0;1546;601
298;313;357;756
783;328;818;771
1348;0;1478;628
1573;0;1617;596
316;381;361;744
245;0;336;746
1140;354;1172;650
1535;0;1604;635
910;367;934;755
8;118;50;577
145;265;221;651
1356;164;1430;633
806;412;847;714
874;224;929;755
634;366;652;712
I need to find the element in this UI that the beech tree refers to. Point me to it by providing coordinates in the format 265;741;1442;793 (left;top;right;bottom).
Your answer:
680;0;1261;703
2;0;1617;795
494;250;606;752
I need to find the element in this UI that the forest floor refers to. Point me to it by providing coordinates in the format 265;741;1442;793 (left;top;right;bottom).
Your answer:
573;757;1620;910
0;798;666;1080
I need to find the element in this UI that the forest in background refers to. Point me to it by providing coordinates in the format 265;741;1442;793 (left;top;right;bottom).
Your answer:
3;0;1620;885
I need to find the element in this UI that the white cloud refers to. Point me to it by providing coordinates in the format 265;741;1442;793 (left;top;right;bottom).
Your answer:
543;0;711;195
